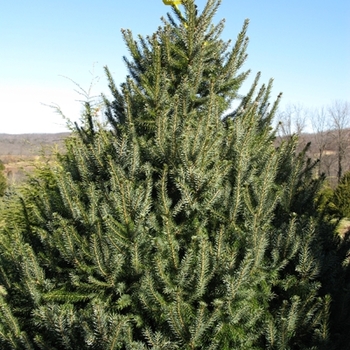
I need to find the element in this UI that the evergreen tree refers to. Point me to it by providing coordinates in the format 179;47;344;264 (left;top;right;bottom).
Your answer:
0;1;333;348
315;172;350;350
326;171;350;220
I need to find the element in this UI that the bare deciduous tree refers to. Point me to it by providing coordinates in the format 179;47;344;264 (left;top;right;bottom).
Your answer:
310;106;330;176
276;103;308;138
328;100;350;183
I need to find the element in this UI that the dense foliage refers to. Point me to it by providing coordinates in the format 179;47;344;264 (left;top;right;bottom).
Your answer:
0;161;6;197
324;171;350;220
0;1;348;349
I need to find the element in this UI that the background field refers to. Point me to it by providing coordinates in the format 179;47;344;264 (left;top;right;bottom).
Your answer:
0;133;69;183
1;129;349;186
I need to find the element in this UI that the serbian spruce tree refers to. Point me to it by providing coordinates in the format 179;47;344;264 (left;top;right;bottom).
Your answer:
0;0;330;348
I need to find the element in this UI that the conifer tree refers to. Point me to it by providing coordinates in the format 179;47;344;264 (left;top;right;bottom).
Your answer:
326;171;350;220
0;1;333;348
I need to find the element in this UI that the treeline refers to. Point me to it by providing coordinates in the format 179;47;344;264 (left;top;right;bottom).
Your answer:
276;100;350;185
0;133;69;157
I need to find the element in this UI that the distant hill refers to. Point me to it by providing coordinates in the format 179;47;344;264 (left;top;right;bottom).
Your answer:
0;133;70;157
1;129;349;186
277;128;350;186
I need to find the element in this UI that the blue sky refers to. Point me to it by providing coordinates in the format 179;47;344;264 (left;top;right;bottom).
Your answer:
1;0;349;134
